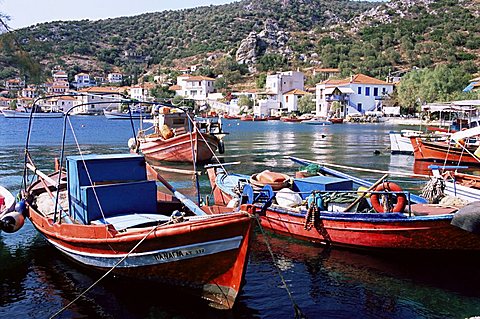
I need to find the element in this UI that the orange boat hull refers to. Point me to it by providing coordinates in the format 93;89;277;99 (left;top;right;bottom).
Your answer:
410;137;480;165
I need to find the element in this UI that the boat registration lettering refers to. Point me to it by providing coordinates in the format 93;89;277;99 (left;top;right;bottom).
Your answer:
153;247;206;261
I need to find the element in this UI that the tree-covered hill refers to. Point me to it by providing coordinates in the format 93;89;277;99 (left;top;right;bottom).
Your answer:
0;0;479;82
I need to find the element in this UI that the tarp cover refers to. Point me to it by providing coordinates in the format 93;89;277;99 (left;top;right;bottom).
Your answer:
451;201;480;234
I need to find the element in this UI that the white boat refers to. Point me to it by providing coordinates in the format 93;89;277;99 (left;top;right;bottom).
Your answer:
1;109;64;118
389;129;423;154
302;117;332;125
103;108;152;120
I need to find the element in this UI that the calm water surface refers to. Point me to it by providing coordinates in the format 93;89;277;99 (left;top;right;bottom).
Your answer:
1;116;480;319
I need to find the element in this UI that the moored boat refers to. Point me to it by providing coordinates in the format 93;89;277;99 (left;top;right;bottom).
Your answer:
103;108;152;120
206;158;480;251
132;106;226;163
280;116;303;123
328;118;344;124
302;117;332;125
14;100;253;309
2;109;64;118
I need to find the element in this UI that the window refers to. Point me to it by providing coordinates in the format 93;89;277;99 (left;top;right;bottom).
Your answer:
357;87;362;95
357;103;362;112
286;96;289;103
382;88;387;95
373;88;378;96
365;87;370;96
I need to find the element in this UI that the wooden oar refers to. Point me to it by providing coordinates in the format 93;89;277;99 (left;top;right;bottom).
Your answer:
343;174;389;212
146;163;206;216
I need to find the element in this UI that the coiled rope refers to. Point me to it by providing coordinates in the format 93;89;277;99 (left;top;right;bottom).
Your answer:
421;176;445;204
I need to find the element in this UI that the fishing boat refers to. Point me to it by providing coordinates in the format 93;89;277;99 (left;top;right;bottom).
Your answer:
15;101;254;309
280;116;303;123
131;106;226;163
389;130;424;155
2;109;64;118
302;117;332;126
410;126;480;165
240;115;267;121
206;158;480;251
328;118;344;124
103;107;152;120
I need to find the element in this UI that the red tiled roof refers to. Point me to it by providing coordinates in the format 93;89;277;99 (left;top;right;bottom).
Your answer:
185;76;215;81
284;89;310;95
169;85;182;91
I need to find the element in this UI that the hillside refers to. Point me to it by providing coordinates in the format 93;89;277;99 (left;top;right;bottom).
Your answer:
0;0;479;83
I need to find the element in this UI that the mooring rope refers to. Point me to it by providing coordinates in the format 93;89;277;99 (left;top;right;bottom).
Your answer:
49;220;170;319
254;216;307;319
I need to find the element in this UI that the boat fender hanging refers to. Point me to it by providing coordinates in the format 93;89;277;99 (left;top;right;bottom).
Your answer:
218;140;225;154
0;211;25;233
15;199;26;214
370;182;407;213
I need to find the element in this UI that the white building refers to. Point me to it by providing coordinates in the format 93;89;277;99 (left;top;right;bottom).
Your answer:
53;71;69;83
170;75;215;100
44;96;76;112
283;89;310;113
73;86;124;114
315;74;394;118
265;71;304;106
73;73;95;89
107;73;123;83
128;83;155;102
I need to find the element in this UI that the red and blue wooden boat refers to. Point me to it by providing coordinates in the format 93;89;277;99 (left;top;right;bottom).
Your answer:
207;158;480;251
23;153;253;309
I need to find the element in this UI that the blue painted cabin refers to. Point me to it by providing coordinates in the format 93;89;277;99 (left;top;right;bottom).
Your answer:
66;154;157;224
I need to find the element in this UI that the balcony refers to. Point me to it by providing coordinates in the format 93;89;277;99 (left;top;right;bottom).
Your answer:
325;95;349;102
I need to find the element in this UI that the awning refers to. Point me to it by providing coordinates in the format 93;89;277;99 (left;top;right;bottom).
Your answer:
323;86;354;95
450;126;480;142
338;87;354;94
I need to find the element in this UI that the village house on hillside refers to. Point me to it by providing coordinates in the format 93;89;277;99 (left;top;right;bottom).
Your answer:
315;74;394;118
170;75;215;100
73;73;96;89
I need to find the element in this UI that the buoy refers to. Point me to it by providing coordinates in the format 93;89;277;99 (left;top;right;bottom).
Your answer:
0;211;25;233
127;138;139;150
15;199;26;214
373;150;381;155
357;186;371;198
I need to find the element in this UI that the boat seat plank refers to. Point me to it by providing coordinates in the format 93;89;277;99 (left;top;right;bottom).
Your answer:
410;203;458;216
91;213;171;230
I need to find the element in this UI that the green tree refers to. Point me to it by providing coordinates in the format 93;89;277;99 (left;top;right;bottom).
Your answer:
297;94;315;114
238;95;253;108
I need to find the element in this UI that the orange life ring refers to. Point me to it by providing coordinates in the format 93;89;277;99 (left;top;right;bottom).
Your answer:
370;182;407;213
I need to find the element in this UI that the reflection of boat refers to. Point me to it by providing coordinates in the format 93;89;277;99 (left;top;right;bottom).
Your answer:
103;108;152;120
133;107;226;163
302;117;332;125
207;158;480;251
2;109;63;118
20;102;254;309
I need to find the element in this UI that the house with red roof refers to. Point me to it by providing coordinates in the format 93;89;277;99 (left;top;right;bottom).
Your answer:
315;74;394;118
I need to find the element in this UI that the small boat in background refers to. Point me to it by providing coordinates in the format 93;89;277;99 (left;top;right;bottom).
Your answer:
266;115;281;121
104;107;152;120
2;109;64;118
240;115;267;121
280;115;303;122
328;118;344;124
302;117;332;125
132;106;226;163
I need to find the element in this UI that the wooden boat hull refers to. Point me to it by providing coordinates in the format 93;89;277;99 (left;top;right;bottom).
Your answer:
280;117;303;122
207;168;480;251
410;137;480;165
27;206;253;309
138;132;220;162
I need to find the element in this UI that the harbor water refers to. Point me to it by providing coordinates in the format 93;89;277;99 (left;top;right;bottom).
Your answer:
1;116;480;318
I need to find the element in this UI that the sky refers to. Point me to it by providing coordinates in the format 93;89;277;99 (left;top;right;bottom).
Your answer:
1;0;235;29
